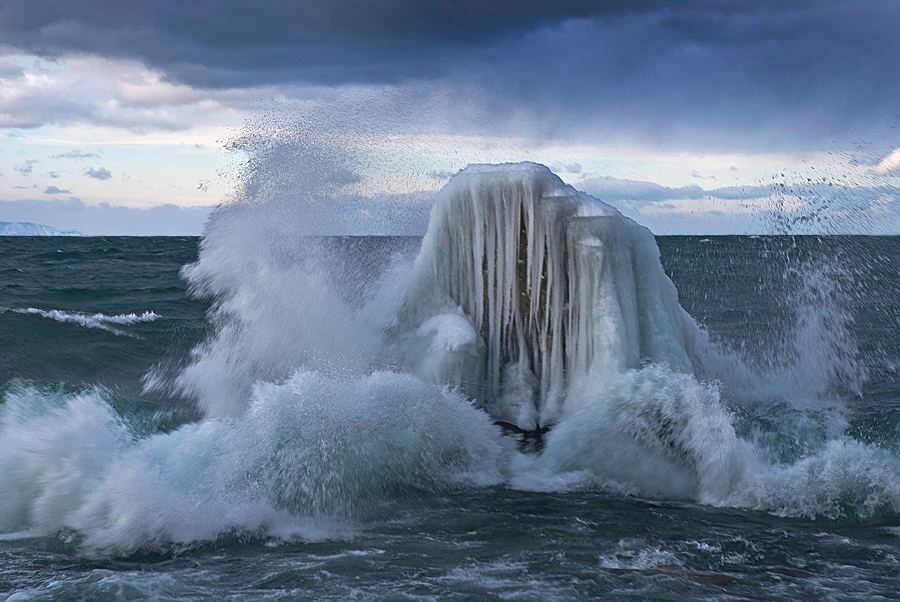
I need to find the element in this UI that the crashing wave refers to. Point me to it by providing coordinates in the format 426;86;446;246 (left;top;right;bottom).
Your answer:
1;161;897;555
0;374;509;554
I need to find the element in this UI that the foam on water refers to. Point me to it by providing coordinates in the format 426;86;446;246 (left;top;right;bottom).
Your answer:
0;373;509;554
516;365;899;519
3;307;159;335
1;161;898;554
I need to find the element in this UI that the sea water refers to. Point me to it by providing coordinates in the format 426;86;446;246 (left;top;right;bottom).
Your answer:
0;167;898;599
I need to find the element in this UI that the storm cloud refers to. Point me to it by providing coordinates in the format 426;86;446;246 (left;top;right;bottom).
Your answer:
1;0;898;151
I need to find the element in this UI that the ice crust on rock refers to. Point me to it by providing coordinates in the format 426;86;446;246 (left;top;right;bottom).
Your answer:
399;163;700;429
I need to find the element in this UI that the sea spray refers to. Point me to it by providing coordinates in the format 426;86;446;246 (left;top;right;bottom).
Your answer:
178;240;386;415
0;373;510;554
690;243;868;406
170;121;423;414
170;161;898;524
2;162;898;557
513;365;900;519
530;366;748;501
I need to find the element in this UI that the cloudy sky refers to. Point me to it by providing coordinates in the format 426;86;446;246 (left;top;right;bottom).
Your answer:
0;0;898;234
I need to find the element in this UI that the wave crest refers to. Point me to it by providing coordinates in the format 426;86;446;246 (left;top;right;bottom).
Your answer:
0;373;509;554
5;307;159;335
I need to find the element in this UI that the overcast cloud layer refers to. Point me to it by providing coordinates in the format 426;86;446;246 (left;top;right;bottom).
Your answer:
0;0;898;233
2;0;898;150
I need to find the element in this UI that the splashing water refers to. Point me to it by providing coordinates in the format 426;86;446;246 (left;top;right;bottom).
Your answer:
0;373;509;555
1;161;898;556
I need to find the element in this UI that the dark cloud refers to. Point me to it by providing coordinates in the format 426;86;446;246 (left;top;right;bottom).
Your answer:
84;166;112;180
0;1;897;150
43;185;71;194
49;150;100;159
452;3;900;151
0;1;646;86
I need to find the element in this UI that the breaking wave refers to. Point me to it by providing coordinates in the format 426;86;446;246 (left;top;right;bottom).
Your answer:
1;161;897;554
5;307;160;335
0;373;509;555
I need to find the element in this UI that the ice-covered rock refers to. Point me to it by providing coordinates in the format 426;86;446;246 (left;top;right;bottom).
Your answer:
397;163;700;429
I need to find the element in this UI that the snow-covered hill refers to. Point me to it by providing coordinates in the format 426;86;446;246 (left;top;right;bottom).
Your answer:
0;222;85;236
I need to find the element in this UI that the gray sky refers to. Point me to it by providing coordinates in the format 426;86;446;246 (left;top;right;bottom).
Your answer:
0;0;898;234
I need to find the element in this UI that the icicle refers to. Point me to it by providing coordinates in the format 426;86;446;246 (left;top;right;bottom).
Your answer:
397;162;699;429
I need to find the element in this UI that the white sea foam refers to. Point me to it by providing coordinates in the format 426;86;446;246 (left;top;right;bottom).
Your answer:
1;161;897;554
171;163;899;523
597;539;684;570
514;365;900;519
8;307;160;335
0;373;510;554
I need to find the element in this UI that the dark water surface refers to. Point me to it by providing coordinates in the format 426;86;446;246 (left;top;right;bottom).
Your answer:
0;236;898;600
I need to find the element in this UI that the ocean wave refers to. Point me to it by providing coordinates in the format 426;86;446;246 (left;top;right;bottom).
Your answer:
0;373;510;555
2;366;897;555
514;365;900;521
5;307;159;335
3;163;896;555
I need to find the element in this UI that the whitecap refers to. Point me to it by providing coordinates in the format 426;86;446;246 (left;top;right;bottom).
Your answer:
7;307;160;335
